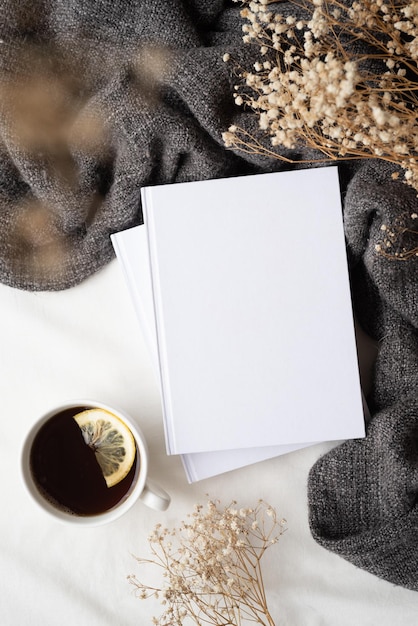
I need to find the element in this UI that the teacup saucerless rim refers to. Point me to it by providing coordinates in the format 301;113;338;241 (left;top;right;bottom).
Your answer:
21;400;171;526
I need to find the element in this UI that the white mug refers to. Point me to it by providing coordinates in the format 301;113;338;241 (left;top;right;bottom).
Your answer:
21;400;171;526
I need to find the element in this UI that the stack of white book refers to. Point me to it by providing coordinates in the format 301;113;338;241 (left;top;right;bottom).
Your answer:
111;167;366;483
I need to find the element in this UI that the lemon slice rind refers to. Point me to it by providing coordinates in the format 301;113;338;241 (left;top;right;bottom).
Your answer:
73;408;136;488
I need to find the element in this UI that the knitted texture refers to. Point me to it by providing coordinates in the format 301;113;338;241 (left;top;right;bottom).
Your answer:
0;0;267;290
308;161;418;590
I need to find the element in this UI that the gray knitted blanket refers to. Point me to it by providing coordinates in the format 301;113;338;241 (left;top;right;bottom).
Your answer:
1;0;417;591
1;0;261;290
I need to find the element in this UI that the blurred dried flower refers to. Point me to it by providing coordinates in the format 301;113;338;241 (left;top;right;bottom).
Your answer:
132;45;172;104
1;47;79;145
0;43;112;286
14;199;58;247
0;43;110;184
9;198;70;282
128;499;286;626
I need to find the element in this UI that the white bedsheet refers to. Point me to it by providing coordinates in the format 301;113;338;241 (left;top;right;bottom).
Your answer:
2;259;418;626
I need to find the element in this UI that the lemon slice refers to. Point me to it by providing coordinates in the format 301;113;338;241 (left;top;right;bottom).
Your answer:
73;408;136;488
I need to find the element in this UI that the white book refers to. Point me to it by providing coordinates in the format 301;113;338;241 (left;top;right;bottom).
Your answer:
112;225;312;482
113;167;365;461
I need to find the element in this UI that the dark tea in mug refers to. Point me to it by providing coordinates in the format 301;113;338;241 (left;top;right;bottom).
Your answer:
29;406;138;516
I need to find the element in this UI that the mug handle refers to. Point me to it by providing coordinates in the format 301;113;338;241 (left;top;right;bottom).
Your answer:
140;478;171;511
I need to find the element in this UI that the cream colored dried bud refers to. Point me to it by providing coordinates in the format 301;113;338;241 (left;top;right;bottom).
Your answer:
222;131;235;147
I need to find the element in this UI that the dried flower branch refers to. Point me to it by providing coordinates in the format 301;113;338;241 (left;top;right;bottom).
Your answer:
224;0;418;182
375;209;418;258
222;0;418;256
128;499;286;626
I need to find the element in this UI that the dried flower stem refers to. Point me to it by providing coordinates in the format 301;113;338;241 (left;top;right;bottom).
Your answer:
224;0;418;184
375;211;418;259
128;499;286;626
222;0;418;258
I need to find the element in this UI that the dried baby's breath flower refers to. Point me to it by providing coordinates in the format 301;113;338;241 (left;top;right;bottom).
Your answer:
376;210;418;259
225;0;418;259
129;499;286;626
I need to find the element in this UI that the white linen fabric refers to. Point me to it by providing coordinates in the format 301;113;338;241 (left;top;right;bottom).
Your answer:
2;260;418;626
